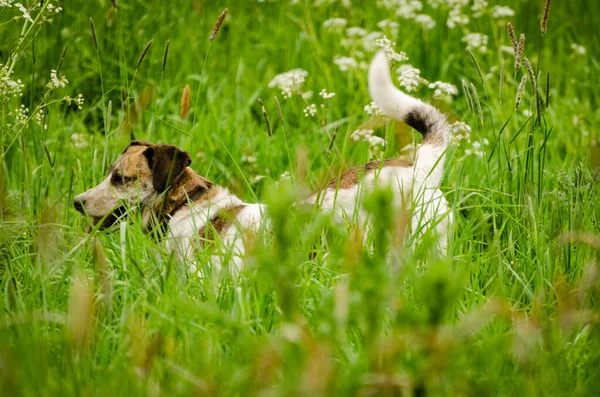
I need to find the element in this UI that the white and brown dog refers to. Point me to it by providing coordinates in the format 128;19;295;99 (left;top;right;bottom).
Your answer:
74;51;451;271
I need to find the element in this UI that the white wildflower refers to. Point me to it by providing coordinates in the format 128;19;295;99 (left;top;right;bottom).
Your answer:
500;45;515;54
15;104;28;125
375;35;408;62
74;93;84;109
303;103;317;117
0;0;15;7
33;108;44;126
462;33;489;53
268;69;308;98
242;154;257;164
47;69;68;90
15;3;33;22
366;135;386;147
363;31;384;52
323;17;348;32
397;64;422;92
471;0;488;17
570;43;586;56
346;27;368;37
491;5;515;19
447;7;469;28
0;64;24;99
449;121;472;145
319;89;336;99
301;90;314;100
316;0;351;7
428;81;458;98
377;19;399;36
414;14;436;30
364;101;385;116
279;170;292;181
334;56;358;72
71;133;89;149
350;129;374;141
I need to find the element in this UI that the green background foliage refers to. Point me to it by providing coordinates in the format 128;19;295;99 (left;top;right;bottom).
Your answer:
1;0;599;395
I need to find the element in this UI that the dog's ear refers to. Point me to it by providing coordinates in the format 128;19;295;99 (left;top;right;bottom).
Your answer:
142;144;192;192
123;140;153;154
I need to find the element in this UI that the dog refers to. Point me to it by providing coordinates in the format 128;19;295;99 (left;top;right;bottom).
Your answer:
74;51;451;272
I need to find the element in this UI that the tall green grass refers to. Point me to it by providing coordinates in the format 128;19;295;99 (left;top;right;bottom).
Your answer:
1;0;599;395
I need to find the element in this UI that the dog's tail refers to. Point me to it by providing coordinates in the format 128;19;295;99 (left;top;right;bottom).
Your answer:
368;51;448;186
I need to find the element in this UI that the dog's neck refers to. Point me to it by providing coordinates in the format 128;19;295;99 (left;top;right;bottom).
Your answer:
142;168;218;233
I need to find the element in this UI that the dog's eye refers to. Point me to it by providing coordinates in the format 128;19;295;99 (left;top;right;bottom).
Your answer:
110;173;124;185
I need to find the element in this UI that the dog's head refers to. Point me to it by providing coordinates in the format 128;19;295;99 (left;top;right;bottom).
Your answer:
74;141;191;229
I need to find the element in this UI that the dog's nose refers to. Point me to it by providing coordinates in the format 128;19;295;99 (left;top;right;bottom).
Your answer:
73;196;86;213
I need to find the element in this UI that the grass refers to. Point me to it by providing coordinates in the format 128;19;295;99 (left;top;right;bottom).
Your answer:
1;0;600;395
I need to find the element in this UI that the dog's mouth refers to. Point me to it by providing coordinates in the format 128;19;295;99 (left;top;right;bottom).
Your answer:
87;205;129;232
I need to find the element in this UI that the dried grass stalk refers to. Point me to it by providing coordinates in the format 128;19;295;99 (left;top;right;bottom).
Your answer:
523;57;537;92
180;85;191;119
209;8;228;42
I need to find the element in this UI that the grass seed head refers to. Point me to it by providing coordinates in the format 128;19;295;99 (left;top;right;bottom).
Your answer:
515;74;527;112
162;39;169;73
541;0;552;35
515;34;525;75
89;17;99;52
209;8;228;42
136;40;153;71
180;84;191;119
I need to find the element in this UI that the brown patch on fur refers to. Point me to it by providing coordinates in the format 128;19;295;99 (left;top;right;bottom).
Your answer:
152;169;214;218
327;158;413;190
197;205;246;248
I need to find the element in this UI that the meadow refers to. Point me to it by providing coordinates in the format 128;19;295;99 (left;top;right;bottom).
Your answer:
1;0;599;395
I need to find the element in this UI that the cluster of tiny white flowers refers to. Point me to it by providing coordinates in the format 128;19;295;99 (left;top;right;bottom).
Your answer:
471;0;488;17
46;3;63;14
279;170;292;182
376;19;399;36
333;56;358;72
397;64;422;92
319;89;336;99
413;14;436;30
377;1;437;31
462;33;489;53
350;128;374;141
449;121;472;144
268;69;308;98
71;133;89;149
0;0;15;7
346;27;368;38
323;17;348;32
364;101;385;117
15;104;28;125
315;0;351;7
33;108;44;126
14;3;33;22
428;81;458;98
375;36;408;62
491;5;515;19
0;64;24;99
351;128;386;159
46;69;68;90
464;140;486;158
570;44;586;56
241;154;257;164
303;103;317;117
301;90;313;100
74;93;84;109
63;94;85;109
